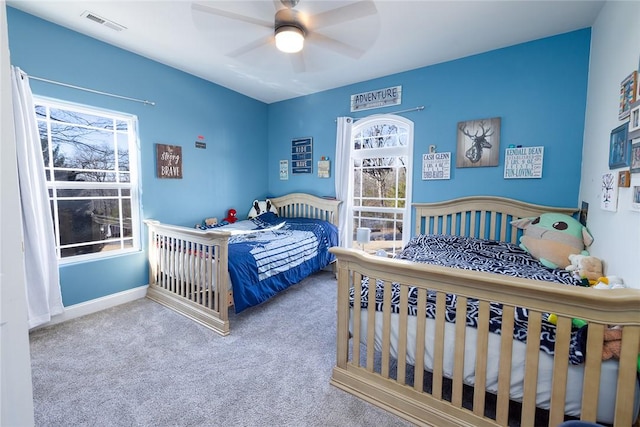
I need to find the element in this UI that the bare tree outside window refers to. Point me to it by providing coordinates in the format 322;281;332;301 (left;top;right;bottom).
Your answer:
35;99;140;261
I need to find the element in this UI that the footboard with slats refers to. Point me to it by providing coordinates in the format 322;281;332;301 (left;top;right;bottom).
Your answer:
145;220;232;335
330;249;640;426
330;196;640;426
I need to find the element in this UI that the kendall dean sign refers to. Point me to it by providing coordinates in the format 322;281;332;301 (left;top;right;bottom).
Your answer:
350;86;402;112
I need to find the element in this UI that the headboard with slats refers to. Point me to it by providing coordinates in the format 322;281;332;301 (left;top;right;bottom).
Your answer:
413;196;578;244
269;193;341;226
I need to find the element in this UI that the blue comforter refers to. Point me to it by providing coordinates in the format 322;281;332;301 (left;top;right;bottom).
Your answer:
228;212;338;313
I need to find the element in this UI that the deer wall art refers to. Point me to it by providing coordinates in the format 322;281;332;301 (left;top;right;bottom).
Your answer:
456;117;501;168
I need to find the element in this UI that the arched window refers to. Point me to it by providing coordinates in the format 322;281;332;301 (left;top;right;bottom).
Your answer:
348;114;413;254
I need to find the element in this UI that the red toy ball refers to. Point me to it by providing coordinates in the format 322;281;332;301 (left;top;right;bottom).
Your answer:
224;208;237;223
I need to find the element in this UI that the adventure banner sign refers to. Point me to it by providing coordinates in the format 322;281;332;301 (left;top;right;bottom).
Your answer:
350;85;402;112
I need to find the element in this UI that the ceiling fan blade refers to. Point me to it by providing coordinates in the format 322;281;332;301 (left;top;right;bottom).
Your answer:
306;32;365;59
192;2;273;28
310;0;377;30
290;52;306;73
227;34;274;58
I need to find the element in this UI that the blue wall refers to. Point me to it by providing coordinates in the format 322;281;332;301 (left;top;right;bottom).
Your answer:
7;7;591;307
267;29;591;208
7;8;268;306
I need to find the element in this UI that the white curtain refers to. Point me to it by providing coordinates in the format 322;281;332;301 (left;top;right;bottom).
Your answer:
334;117;353;248
11;66;64;328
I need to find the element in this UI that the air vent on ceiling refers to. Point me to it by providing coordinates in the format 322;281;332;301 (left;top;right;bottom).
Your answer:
81;11;126;32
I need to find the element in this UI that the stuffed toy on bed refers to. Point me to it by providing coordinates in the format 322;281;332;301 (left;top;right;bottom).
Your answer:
565;253;603;282
511;212;593;269
247;199;278;219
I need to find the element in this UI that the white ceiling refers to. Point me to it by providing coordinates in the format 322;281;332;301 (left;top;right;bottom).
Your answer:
7;0;605;104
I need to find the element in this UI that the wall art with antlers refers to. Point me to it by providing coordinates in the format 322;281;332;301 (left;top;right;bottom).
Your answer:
456;117;501;168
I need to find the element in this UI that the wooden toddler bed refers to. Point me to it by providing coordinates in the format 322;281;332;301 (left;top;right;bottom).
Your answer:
145;193;341;336
330;196;640;426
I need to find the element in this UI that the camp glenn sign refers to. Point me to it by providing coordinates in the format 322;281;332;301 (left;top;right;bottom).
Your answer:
350;85;402;112
156;143;182;179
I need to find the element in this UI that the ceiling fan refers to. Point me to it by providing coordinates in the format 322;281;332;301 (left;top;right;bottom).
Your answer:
192;0;378;68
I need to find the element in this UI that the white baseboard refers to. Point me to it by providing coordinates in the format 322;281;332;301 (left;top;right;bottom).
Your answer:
37;285;148;328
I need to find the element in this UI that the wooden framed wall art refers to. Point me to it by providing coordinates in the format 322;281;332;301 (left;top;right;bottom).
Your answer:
618;170;630;187
456;117;500;168
156;143;182;179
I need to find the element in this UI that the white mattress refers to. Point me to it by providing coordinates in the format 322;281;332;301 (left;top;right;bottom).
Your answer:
351;309;640;424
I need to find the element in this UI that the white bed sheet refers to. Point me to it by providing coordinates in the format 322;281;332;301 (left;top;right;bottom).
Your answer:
351;309;640;424
209;219;285;235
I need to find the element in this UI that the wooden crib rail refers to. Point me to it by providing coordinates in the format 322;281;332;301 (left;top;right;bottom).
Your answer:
270;193;341;226
145;219;231;335
414;196;577;244
330;248;640;427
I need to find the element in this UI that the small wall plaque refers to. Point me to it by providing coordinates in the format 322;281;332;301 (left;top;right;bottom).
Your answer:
291;137;312;174
156;143;182;179
504;146;544;179
422;152;451;180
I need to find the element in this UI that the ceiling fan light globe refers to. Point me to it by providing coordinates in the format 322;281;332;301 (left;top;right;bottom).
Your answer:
275;26;304;53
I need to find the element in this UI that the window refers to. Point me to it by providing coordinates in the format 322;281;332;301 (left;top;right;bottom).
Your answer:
349;115;413;254
35;98;141;262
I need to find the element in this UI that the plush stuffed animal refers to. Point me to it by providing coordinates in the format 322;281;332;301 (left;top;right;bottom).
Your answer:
565;254;603;281
593;275;625;289
247;199;278;219
223;208;237;224
511;213;593;269
195;217;218;229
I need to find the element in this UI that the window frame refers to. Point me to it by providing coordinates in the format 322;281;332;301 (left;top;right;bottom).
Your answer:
348;114;414;254
34;96;142;264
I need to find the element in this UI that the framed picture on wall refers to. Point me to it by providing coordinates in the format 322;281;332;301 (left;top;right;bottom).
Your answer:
601;172;618;211
630;104;640;133
631;141;640;173
291;137;313;174
618;170;630;187
619;71;637;120
632;186;640;212
608;123;629;169
456;117;501;168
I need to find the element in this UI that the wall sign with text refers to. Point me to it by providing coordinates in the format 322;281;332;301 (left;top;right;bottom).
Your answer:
156;143;182;179
291;137;313;174
504;146;544;179
422;152;451;180
350;85;402;112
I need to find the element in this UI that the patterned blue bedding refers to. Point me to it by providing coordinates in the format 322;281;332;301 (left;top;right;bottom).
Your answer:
228;212;338;313
353;234;587;364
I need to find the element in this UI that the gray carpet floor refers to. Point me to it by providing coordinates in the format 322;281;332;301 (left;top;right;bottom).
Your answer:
29;271;413;427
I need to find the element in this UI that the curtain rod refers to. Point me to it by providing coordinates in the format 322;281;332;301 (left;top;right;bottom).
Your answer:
380;105;425;115
29;75;156;106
